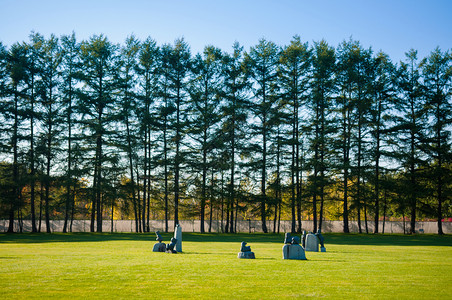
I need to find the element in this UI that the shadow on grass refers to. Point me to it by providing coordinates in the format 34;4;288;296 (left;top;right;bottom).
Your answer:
0;232;451;247
325;233;452;247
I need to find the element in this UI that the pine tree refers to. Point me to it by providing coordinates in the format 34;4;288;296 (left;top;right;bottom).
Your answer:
188;45;223;233
353;49;374;234
368;51;395;233
221;42;249;233
308;40;336;232
118;35;141;232
244;38;280;233
335;39;357;233
25;32;44;233
78;35;118;232
156;44;174;232
136;37;160;232
278;35;311;233
342;42;373;233
395;49;426;234
60;32;80;233
4;43;29;232
421;48;452;235
37;34;63;233
168;38;191;226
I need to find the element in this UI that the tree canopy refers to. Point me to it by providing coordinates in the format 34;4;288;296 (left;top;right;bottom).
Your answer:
0;33;450;234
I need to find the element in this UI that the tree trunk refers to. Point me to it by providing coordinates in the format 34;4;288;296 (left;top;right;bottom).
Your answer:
291;104;297;233
200;139;207;233
342;94;350;233
45;120;52;234
90;162;96;233
70;185;75;232
38;180;44;232
8;87;19;233
95;132;103;233
111;193;115;233
357;113;363;234
220;171;224;233
261;123;268;234
174;85;181;227
318;94;326;232
364;191;369;234
225;198;230;233
296;140;303;233
382;189;387;234
374;96;382;234
164;122;169;233
209;170;214;233
30;74;37;233
436;102;444;235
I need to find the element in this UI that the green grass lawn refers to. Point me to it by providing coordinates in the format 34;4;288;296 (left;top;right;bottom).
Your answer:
1;232;451;299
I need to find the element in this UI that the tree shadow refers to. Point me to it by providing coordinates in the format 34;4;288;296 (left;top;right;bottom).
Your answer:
325;233;452;247
0;232;450;247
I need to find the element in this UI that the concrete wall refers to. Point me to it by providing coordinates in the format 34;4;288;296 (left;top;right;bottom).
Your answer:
1;219;450;234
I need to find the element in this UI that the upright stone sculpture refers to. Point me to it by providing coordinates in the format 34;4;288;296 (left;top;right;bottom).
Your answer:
301;230;307;249
282;233;307;260
305;232;319;252
315;229;326;252
152;231;166;252
284;232;292;244
238;242;255;259
174;224;182;253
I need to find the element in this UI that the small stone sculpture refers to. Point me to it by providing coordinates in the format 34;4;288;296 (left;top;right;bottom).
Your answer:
305;232;319;252
284;232;292;244
155;231;163;243
241;241;252;252
152;231;166;252
282;233;306;260
238;241;255;259
166;237;178;253
315;229;326;252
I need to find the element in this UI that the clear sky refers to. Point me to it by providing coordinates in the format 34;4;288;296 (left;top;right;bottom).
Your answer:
0;0;451;63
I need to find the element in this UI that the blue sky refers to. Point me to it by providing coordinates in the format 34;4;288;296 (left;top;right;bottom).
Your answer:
0;0;451;63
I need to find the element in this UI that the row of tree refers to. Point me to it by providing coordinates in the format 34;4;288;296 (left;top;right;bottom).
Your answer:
0;32;450;234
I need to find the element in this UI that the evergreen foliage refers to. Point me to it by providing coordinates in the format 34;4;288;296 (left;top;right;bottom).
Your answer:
0;33;450;234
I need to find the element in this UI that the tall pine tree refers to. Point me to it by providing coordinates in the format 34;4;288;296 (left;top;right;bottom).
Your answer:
278;35;311;233
78;35;118;232
244;39;280;233
421;48;452;235
308;40;336;232
221;42;249;233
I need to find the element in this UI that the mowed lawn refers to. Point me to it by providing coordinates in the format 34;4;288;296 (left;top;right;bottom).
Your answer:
1;232;451;299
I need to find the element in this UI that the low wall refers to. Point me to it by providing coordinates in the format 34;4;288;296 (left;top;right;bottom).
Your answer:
1;219;450;234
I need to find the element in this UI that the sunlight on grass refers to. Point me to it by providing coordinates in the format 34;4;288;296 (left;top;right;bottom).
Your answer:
1;233;451;299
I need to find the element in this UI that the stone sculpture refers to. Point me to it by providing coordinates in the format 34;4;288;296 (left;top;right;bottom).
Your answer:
240;241;251;252
152;231;166;252
282;233;307;260
315;229;326;252
155;231;163;243
238;241;255;259
152;228;184;254
284;232;292;244
166;237;178;253
305;232;319;252
174;224;182;252
301;230;307;248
